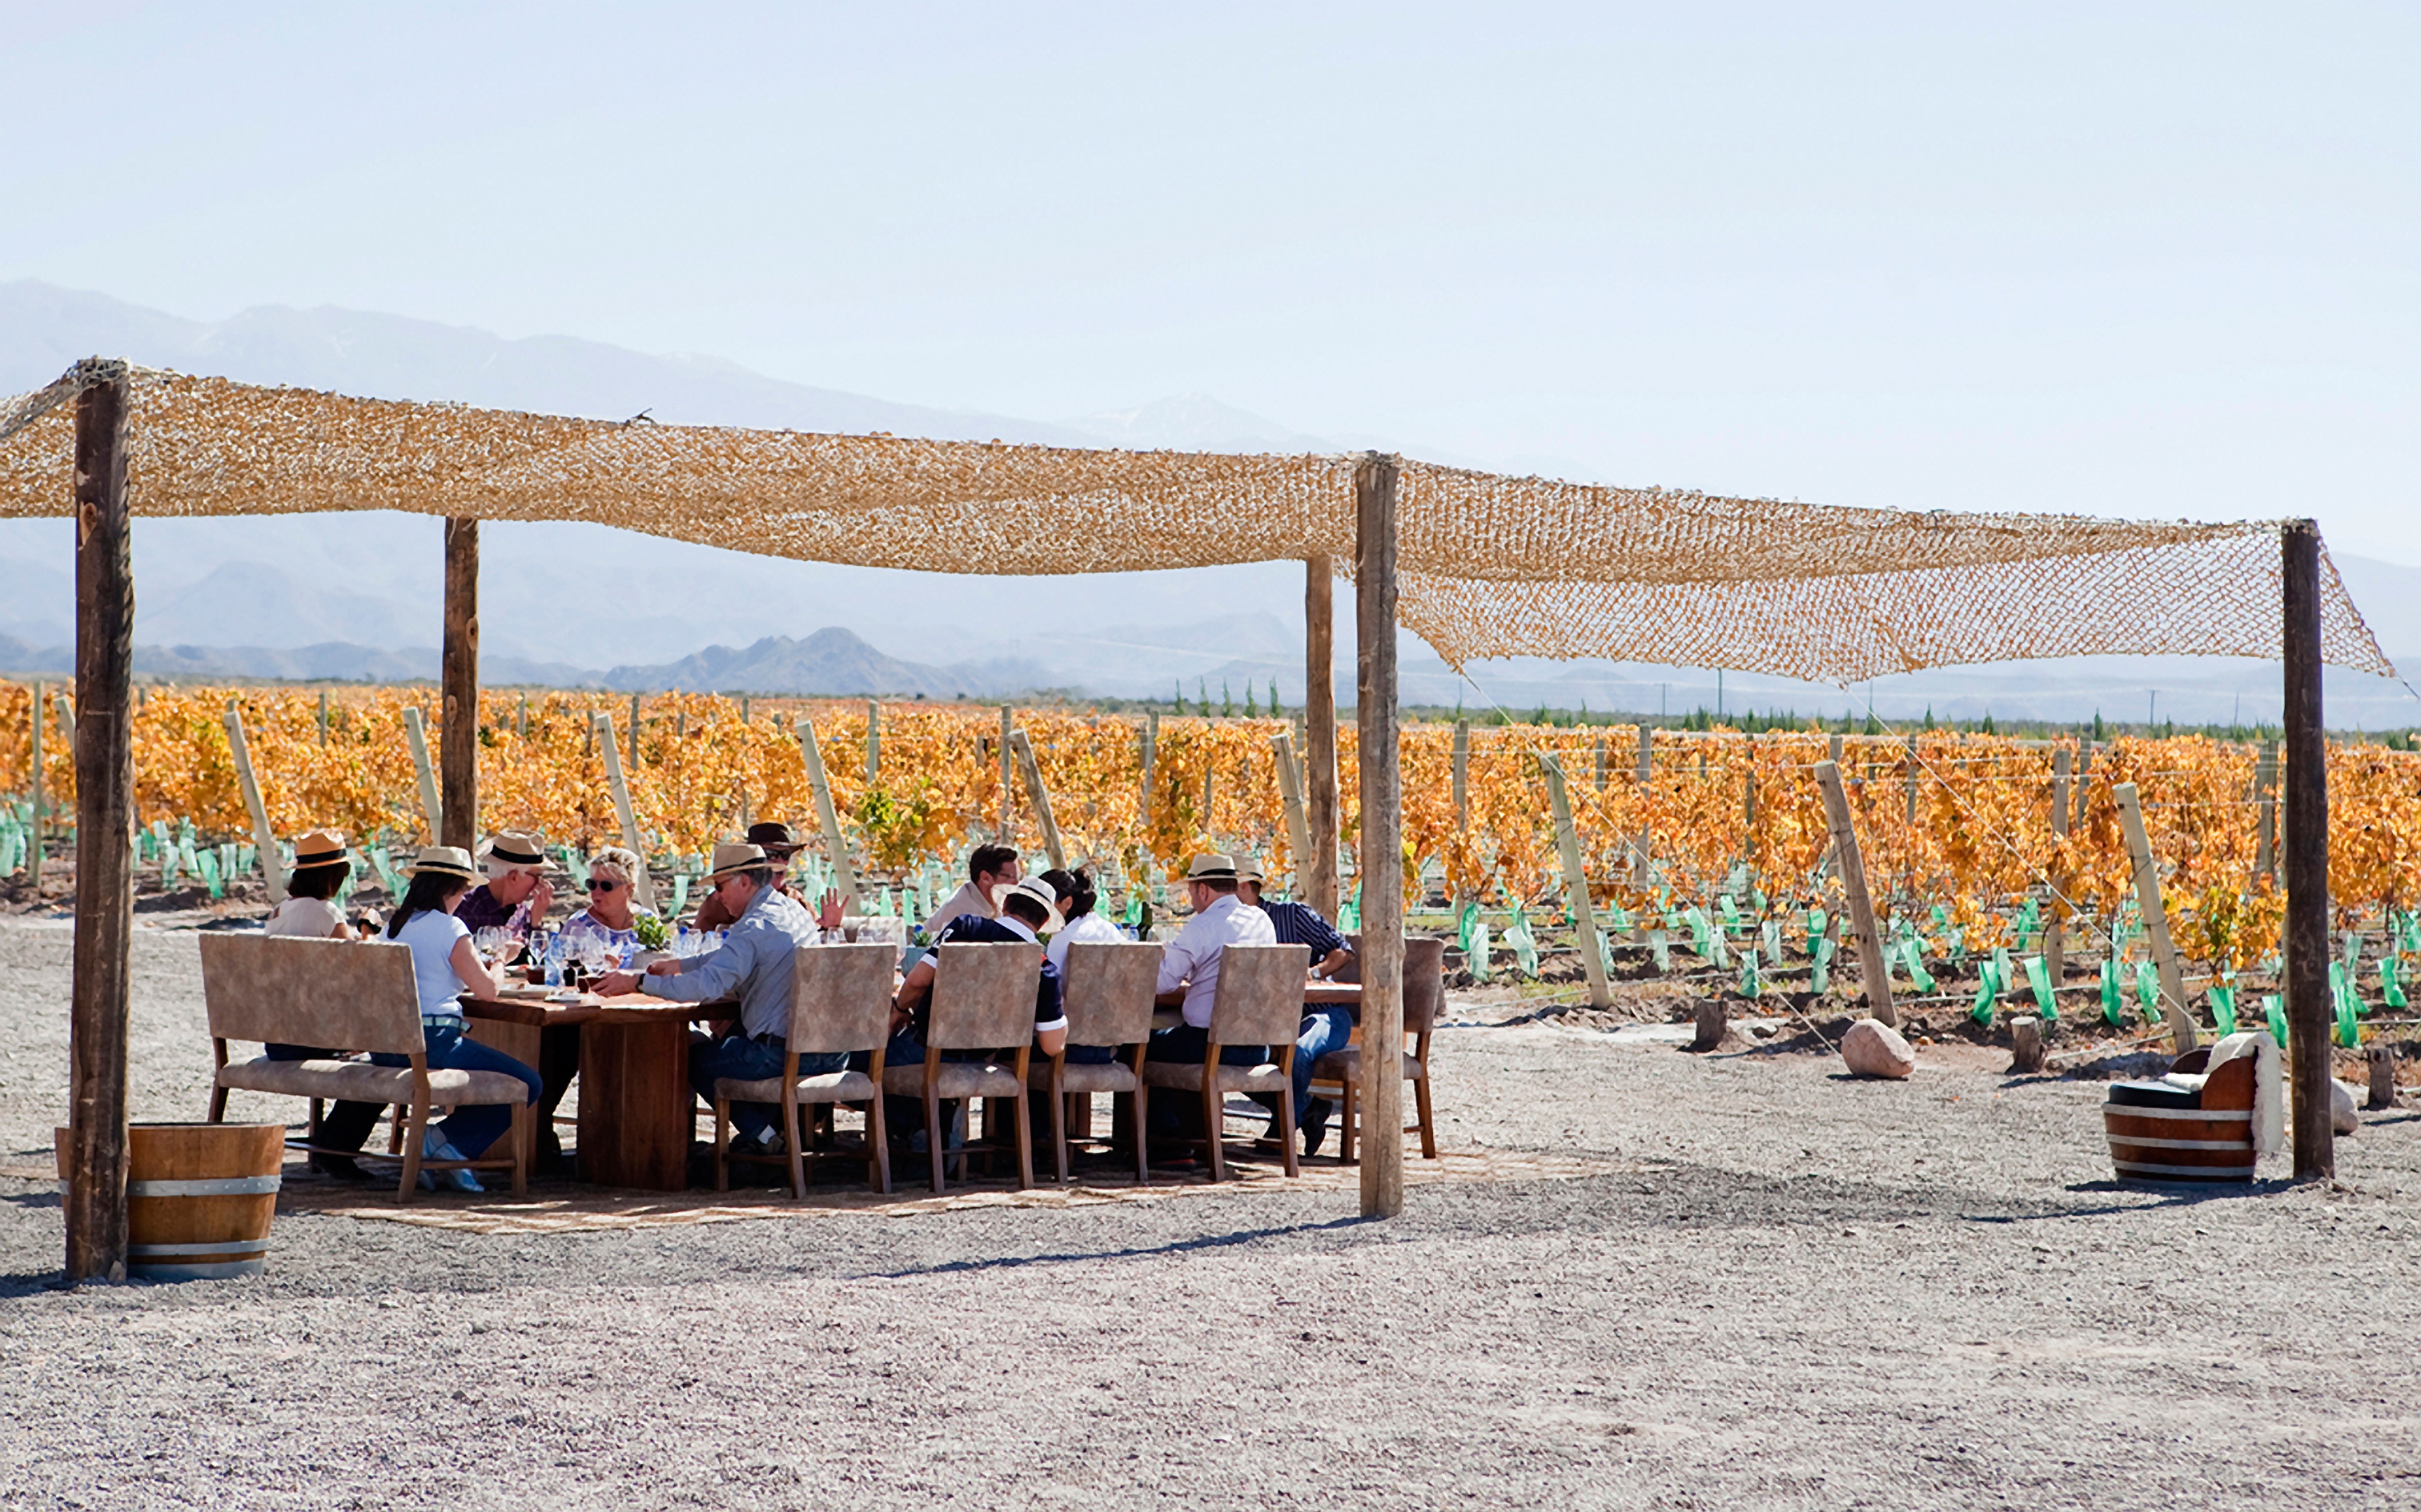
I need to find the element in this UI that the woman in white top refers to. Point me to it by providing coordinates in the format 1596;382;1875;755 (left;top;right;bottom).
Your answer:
1040;868;1127;1065
375;845;544;1192
261;828;383;1181
559;846;657;965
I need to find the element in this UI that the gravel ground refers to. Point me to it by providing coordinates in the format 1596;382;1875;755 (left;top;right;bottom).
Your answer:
3;919;2419;1509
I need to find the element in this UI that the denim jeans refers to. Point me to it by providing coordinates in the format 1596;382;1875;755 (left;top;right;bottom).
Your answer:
689;1032;849;1145
1064;1043;1121;1065
1273;1005;1354;1125
367;1021;544;1159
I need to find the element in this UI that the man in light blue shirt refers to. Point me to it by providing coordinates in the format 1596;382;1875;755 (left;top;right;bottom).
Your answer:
598;841;840;1155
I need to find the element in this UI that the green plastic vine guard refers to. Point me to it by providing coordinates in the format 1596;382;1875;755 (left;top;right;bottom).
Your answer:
1504;908;1538;977
669;874;691;916
1805;905;1827;955
198;849;223;900
1739;953;1761;999
2026;955;2057;1020
1809;936;1833;994
2101;958;2124;1027
1468;920;1494;984
1969;957;1998;1025
2208;982;2237;1036
1762;919;1784;969
2264;993;2288;1046
2135;961;2160;1016
1648;929;1670;974
2330;962;2362;1049
2384;957;2407;1012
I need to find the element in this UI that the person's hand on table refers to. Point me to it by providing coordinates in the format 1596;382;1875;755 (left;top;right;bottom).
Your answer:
817;888;845;933
596;969;646;996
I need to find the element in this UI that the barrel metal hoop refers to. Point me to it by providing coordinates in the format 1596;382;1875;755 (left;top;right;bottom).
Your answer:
128;1238;272;1257
127;1259;268;1281
2114;1159;2256;1178
2102;1106;2252;1122
127;1175;282;1197
2107;1134;2255;1151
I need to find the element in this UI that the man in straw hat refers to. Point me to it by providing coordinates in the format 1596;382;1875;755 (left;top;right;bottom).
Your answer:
692;820;806;932
1143;856;1280;1151
598;841;844;1161
1235;856;1354;1157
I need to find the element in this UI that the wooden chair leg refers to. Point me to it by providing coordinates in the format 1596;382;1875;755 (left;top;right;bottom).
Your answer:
396;1098;427;1203
1339;1076;1360;1165
713;1095;732;1193
510;1104;530;1197
1133;1083;1150;1185
308;1097;323;1142
1013;1085;1034;1190
1413;1073;1437;1159
389;1105;406;1154
207;1086;228;1124
787;1098;810;1200
1280;1088;1299;1180
1050;1081;1069;1185
867;1098;891;1195
1202;1078;1226;1181
925;1093;946;1195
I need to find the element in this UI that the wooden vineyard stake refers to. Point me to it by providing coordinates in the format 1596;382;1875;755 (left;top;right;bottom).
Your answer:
1009;728;1066;872
1138;712;1158;830
1631;724;1652;888
627;692;640;770
1592;734;1608;792
1271;729;1312;887
2113;781;2197;1053
2369;1045;2399;1109
2281;519;2333;1179
317;689;329;747
1451;720;1470;835
68;367;134;1285
26;678;42;885
222;700;286;904
1814;759;1894;1025
1353;454;1405;1220
2074;742;2093;833
1903;734;1919;825
440;517;479;852
1303;554;1340;916
1540;752;1612;1010
865;700;880;785
795;714;863;914
516;691;527;741
2045;745;2070;985
2254;739;2278;880
1829;732;1844;766
402;704;441;843
592;711;655;910
1744;732;1758;837
1201;765;1215;839
996;705;1014;844
54;691;74;752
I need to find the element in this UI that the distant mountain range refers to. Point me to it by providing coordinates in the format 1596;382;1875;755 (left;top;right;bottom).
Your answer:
3;279;2416;727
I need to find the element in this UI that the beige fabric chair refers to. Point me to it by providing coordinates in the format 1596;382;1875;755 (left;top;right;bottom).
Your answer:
200;933;531;1200
1315;936;1446;1163
881;941;1040;1193
712;942;896;1197
1030;940;1162;1185
1141;942;1308;1180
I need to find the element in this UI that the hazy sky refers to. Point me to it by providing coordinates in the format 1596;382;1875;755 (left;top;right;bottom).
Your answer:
6;4;2416;561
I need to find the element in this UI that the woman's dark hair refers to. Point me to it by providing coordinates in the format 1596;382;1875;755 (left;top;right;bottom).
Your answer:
386;870;470;939
1041;868;1096;919
286;859;350;902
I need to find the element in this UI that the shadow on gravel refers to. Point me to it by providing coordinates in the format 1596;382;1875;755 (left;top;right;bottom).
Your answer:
1953;1179;2293;1224
859;1214;1375;1280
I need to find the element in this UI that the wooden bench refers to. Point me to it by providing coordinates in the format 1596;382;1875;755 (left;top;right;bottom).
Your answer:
201;933;532;1200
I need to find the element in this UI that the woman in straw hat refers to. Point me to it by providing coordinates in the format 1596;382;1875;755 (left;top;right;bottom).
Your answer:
375;845;545;1192
260;828;383;1181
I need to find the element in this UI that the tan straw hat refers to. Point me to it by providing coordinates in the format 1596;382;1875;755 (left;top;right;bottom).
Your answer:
1180;853;1239;882
479;830;549;870
404;844;478;880
290;828;350;867
1233;855;1267;884
705;841;771;881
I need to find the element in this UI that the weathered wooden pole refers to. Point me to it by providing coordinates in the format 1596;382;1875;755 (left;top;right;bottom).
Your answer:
592;711;654;909
1303;555;1339;916
2254;739;2278;880
2281;519;2333;1179
1814;760;1894;1025
1354;455;1405;1219
67;366;134;1285
440;518;479;852
223;700;285;904
1540;752;1612;1009
795;714;863;913
26;677;42;885
996;704;1014;844
2045;745;2070;984
865;700;881;785
1631;723;1654;887
1271;729;1312;886
2113;781;2196;1052
1008;728;1065;872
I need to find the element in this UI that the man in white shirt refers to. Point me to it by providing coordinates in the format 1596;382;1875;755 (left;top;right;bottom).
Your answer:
1146;851;1279;1045
920;844;1020;940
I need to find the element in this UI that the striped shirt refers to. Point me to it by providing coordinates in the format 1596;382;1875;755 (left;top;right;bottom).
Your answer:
1259;900;1348;965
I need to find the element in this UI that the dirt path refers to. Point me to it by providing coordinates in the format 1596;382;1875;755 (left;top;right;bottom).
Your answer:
2;920;2417;1508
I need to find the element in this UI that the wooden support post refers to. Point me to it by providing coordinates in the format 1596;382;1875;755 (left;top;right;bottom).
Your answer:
222;700;285;904
318;689;329;747
1008;728;1065;872
996;704;1014;845
1451;719;1470;834
628;692;640;771
440;517;479;852
2281;519;2333;1179
402;704;441;844
1903;734;1919;826
1744;732;1759;838
2046;745;2070;983
2254;739;2278;880
796;715;863;914
2009;1016;2046;1074
515;691;526;742
865;700;880;786
68;367;134;1285
1631;724;1652;888
1354;455;1405;1219
592;712;654;909
1271;729;1312;888
2113;781;2197;1053
1813;760;1894;1025
1303;555;1339;916
2074;742;2093;833
1138;711;1158;831
1540;752;1612;1009
26;678;42;886
2368;1044;2399;1109
1592;734;1608;793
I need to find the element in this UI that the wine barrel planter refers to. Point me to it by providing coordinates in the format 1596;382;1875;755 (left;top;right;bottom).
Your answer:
2104;1052;2257;1183
55;1122;284;1281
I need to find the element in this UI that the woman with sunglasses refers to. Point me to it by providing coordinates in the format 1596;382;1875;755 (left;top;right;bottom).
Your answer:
560;846;656;965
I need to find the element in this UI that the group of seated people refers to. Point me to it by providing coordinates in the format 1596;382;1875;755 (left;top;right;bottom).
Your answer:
259;817;1355;1189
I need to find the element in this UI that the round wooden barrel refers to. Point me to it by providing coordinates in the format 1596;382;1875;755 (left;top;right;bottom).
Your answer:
2103;1105;2254;1182
55;1122;284;1280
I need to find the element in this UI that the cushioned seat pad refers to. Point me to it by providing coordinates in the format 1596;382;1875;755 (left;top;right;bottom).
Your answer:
715;1069;877;1104
2107;1077;2201;1109
1311;1047;1424;1082
1141;1061;1290;1096
881;1061;1025;1100
217;1057;529;1105
1029;1061;1140;1094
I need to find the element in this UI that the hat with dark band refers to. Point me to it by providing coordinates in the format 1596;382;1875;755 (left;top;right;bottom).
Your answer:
744;820;802;856
479;831;548;870
290;828;350;868
705;841;771;881
1181;853;1239;882
404;845;478;880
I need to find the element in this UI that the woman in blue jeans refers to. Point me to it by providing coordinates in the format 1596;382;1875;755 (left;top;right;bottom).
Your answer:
379;846;544;1192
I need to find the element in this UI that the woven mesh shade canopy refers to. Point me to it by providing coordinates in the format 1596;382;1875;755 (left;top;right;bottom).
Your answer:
0;361;2393;684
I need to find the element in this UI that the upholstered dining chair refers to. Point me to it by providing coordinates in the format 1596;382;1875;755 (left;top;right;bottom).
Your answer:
1030;940;1162;1184
712;941;897;1197
1140;942;1309;1181
880;941;1041;1194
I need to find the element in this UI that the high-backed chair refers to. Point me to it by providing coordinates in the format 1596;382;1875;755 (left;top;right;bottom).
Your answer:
1140;943;1308;1181
1315;935;1446;1163
200;933;531;1201
712;942;896;1197
880;941;1040;1194
1030;940;1162;1184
